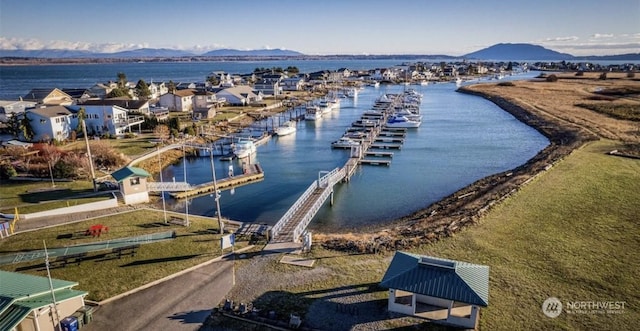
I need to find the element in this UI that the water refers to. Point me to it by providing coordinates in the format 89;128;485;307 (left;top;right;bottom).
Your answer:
162;79;548;231
0;60;549;231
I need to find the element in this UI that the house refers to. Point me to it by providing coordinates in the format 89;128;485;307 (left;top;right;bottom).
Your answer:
280;77;305;91
79;99;151;116
110;166;151;205
0;100;37;122
380;251;489;329
61;88;92;103
254;79;282;97
158;89;194;112
87;82;116;99
67;105;145;137
193;90;224;120
214;86;262;106
21;88;73;106
147;81;168;99
0;270;88;331
26;106;73;142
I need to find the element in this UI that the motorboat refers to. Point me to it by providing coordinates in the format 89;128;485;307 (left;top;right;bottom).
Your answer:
393;108;422;122
331;137;361;149
386;115;421;128
304;105;322;121
275;120;297;136
233;139;257;159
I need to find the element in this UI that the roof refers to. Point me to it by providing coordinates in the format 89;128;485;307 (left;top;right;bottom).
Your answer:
79;99;149;109
0;271;86;330
111;166;151;182
380;251;489;306
27;106;72;118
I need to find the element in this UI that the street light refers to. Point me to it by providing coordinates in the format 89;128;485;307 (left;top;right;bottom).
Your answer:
210;151;223;233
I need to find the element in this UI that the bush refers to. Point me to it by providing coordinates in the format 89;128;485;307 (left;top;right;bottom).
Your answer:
627;71;636;78
497;81;515;87
546;74;558;82
599;72;607;80
0;162;17;179
575;71;584;76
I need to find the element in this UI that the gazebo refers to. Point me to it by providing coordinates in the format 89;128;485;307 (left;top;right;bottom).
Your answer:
111;166;151;205
380;251;489;329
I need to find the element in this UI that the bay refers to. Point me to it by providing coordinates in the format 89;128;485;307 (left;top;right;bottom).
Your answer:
0;60;549;231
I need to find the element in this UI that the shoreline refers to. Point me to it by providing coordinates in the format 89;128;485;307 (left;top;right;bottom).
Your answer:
318;78;612;252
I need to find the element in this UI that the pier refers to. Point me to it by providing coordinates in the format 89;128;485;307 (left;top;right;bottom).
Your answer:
266;92;419;248
167;164;264;199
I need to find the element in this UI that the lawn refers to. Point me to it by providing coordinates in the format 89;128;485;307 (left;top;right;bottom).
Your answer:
0;209;236;301
239;139;639;330
0;180;95;210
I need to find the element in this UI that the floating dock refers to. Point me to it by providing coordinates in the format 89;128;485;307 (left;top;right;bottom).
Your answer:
169;164;264;199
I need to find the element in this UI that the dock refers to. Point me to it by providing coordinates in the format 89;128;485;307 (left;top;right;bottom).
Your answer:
169;164;264;199
266;91;424;247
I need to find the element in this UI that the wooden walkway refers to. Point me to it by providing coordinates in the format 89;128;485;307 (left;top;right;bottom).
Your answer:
266;93;413;246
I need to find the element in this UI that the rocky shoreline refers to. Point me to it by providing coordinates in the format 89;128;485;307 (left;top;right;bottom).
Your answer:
319;83;601;253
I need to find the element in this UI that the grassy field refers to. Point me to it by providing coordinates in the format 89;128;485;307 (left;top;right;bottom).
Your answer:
0;209;236;301
241;140;639;330
0;180;95;209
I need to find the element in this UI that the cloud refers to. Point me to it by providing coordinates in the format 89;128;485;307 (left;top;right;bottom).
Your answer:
543;36;580;42
592;33;614;39
0;37;147;53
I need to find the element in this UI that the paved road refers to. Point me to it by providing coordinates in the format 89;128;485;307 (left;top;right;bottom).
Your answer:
84;257;233;331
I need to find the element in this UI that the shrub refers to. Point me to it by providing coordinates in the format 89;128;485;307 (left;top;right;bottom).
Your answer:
575;71;584;76
599;72;607;80
0;162;17;179
497;81;515;87
627;71;636;78
546;74;558;82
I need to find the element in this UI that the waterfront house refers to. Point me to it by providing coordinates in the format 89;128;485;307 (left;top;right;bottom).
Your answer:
0;270;88;331
281;77;306;91
147;81;168;99
254;79;282;97
158;89;194;112
26;105;73;142
214;86;262;106
380;251;489;329
67;104;144;137
80;99;151;116
110;166;151;205
0;100;37;122
193;90;224;120
22;88;73;106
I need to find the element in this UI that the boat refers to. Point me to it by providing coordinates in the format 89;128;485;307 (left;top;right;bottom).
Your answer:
275;120;297;136
304;105;322;121
232;139;257;159
331;137;361;149
386;115;421;128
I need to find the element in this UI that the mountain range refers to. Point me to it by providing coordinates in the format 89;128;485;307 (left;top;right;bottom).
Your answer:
0;44;638;61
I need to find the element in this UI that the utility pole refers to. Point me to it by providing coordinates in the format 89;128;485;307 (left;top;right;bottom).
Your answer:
82;119;97;192
210;151;223;233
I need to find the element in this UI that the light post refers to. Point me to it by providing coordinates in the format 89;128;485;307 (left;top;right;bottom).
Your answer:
210;151;223;233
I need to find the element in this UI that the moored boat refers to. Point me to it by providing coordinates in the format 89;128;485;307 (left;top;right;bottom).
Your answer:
386;115;421;128
275;120;297;136
304;105;322;121
331;137;361;149
233;139;257;158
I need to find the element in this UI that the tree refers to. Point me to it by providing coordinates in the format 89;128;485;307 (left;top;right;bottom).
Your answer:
20;113;35;141
168;80;176;93
75;107;86;135
154;124;170;142
207;75;220;86
6;114;21;138
117;72;127;88
0;162;17;179
168;117;180;132
135;79;151;99
107;88;129;98
286;66;299;74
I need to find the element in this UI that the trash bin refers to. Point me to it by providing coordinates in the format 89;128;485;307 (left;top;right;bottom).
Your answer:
77;306;94;324
60;316;78;331
72;311;85;329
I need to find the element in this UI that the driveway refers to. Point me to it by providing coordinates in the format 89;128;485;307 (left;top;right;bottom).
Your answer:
84;257;233;331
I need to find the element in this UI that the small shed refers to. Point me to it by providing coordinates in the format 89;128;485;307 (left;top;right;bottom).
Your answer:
380;251;489;329
0;270;87;331
111;166;151;205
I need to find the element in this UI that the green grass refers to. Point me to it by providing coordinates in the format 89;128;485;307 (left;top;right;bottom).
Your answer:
105;135;158;157
0;209;234;301
0;180;95;209
1;194;113;214
235;140;640;330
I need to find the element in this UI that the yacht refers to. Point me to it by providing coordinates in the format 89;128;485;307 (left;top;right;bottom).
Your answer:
386;115;421;128
275;120;297;136
304;105;322;121
233;139;257;159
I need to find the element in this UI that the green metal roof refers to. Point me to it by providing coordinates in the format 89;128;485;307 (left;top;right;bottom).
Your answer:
0;271;87;330
380;251;490;306
111;166;151;182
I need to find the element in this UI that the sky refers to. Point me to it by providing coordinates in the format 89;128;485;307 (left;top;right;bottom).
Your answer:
0;0;638;56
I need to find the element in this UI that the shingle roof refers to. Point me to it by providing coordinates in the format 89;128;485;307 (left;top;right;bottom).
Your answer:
380;251;489;306
111;166;151;182
27;106;72;118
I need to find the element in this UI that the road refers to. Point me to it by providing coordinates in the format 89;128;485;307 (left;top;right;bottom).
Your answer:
84;257;234;331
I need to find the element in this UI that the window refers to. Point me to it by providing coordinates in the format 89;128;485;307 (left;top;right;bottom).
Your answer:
130;177;140;185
